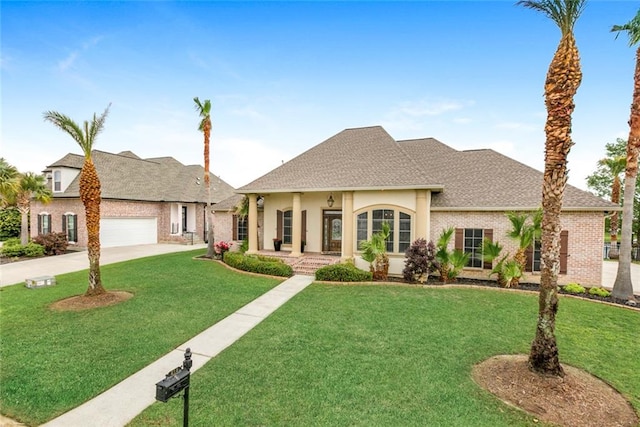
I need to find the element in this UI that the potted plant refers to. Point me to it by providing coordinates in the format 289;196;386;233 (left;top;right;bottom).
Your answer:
273;238;282;251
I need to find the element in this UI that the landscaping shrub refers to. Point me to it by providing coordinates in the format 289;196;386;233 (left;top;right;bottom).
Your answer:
588;287;611;298
32;232;69;255
562;283;586;294
315;263;373;282
0;207;21;240
223;252;293;277
239;239;248;253
23;242;45;257
403;238;438;283
3;237;21;247
1;241;24;257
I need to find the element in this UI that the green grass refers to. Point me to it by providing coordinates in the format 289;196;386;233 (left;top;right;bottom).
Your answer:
131;285;640;427
0;251;281;426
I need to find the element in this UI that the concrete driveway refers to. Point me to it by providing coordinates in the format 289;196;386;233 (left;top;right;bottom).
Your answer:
601;261;640;295
0;243;206;287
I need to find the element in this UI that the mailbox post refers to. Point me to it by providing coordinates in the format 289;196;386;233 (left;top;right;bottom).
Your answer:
155;348;193;427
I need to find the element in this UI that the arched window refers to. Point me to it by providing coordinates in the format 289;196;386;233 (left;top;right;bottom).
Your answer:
63;213;78;243
356;207;412;254
38;213;51;235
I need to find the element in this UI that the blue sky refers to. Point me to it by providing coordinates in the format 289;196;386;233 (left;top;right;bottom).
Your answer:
1;1;637;191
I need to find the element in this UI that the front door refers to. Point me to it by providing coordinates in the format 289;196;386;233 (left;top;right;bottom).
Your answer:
323;210;342;253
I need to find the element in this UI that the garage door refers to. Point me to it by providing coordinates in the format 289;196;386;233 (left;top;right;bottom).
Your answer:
100;218;158;248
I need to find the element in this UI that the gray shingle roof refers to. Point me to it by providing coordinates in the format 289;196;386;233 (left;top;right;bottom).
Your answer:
238;126;442;192
239;126;615;211
46;150;235;204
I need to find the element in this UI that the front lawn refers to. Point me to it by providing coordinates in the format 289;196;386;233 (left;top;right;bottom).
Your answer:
0;251;281;426
131;285;640;427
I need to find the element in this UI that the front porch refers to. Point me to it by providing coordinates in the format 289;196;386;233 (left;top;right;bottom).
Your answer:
258;251;341;276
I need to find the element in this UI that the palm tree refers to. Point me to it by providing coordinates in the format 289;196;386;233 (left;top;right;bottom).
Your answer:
44;105;110;297
0;158;19;208
506;210;541;287
611;10;640;302
194;97;215;258
597;156;626;258
13;173;52;245
518;0;585;377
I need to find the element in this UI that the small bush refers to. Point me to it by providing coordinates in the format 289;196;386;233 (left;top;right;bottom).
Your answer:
223;252;293;277
1;243;24;257
588;287;611;298
239;239;248;253
315;263;373;282
3;237;21;247
32;232;69;256
23;242;45;257
403;238;438;283
0;207;21;239
562;283;586;294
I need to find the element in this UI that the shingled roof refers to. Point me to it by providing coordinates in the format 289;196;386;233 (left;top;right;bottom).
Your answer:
238;126;615;211
46;150;235;203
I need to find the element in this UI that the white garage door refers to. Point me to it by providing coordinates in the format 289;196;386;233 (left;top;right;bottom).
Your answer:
100;218;158;248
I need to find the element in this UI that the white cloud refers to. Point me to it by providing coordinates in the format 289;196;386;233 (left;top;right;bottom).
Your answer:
381;98;474;132
57;51;78;72
494;121;536;132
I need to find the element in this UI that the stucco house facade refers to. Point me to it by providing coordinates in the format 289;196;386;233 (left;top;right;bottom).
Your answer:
31;150;235;248
219;126;617;286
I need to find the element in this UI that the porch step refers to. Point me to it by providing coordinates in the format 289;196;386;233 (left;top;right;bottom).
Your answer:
260;252;341;276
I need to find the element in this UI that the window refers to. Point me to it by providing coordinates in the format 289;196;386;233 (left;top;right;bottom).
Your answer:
357;212;368;249
356;208;412;254
53;170;62;192
237;216;248;241
464;228;484;268
38;213;51;235
399;212;411;253
283;210;292;244
63;213;78;243
531;239;541;272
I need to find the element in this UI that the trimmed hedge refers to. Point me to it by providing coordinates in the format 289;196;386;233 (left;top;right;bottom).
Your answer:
315;263;373;282
223;252;293;277
0;240;44;258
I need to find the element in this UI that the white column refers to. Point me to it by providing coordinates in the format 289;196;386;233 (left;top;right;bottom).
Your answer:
290;193;302;257
247;194;258;254
341;191;354;260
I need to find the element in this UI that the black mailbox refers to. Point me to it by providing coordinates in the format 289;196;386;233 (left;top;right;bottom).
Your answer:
156;367;190;402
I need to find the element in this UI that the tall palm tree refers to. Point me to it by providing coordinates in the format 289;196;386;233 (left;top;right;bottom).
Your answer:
518;0;585;377
44;106;110;297
611;10;640;302
0;158;19;208
597;156;626;258
194;97;215;258
3;172;52;245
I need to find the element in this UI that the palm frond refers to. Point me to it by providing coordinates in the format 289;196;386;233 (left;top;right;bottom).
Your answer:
612;9;640;46
518;0;585;34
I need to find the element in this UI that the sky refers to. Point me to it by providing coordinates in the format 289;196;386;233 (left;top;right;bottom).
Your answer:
1;1;638;193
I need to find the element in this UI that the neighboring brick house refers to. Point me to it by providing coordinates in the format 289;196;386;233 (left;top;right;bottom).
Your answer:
31;150;235;248
219;125;617;286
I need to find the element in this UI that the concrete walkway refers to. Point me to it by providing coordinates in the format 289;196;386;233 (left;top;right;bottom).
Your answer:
0;243;207;287
40;274;314;427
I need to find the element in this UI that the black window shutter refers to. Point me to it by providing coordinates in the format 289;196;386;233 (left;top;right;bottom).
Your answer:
62;214;67;234
276;210;283;240
301;210;307;242
232;215;238;241
37;215;42;235
454;228;463;251
47;214;51;234
560;230;569;274
524;244;533;272
483;229;493;270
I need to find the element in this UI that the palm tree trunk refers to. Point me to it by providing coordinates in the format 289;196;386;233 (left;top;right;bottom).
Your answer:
608;176;621;259
80;159;105;296
18;203;29;246
529;33;582;378
203;120;215;258
612;46;640;302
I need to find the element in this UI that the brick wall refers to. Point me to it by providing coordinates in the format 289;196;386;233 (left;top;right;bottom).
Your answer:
430;211;604;286
30;199;207;247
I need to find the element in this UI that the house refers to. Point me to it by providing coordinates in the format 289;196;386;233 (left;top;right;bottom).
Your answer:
30;150;235;248
216;125;617;286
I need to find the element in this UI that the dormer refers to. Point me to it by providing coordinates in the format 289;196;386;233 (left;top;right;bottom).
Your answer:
47;167;80;193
